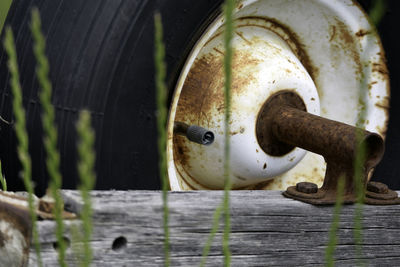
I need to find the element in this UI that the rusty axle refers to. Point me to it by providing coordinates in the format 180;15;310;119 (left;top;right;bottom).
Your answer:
257;91;399;205
271;106;384;167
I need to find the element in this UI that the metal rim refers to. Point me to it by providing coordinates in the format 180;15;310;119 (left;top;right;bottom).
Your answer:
167;0;390;191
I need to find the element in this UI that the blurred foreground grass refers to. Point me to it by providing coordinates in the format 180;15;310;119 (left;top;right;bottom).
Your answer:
0;0;12;33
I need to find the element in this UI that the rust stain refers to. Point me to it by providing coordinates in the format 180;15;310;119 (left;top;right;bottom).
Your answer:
174;47;262;173
235;17;320;94
329;25;336;42
374;51;390;119
178;49;261;124
375;95;390;110
375;93;390;130
204;30;224;47
333;18;362;78
372;62;389;76
173;136;191;168
174;53;223;127
355;29;371;38
371;56;390;125
263;163;267;169
213;47;225;56
235;31;252;45
336;20;354;45
238;3;243;9
368;81;378;90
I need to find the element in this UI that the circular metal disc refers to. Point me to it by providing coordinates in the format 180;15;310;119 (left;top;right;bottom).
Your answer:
167;0;389;191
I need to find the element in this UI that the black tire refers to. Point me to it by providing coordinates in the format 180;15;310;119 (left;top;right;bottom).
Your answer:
1;0;399;195
0;0;223;195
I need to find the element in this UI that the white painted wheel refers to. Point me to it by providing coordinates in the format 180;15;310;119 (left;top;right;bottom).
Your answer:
167;0;389;191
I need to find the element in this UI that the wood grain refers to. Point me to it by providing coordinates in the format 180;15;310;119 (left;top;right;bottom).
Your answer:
28;190;400;266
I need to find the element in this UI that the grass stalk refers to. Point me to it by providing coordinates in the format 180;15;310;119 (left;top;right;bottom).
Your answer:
199;2;235;265
353;134;367;267
0;160;7;191
369;0;387;26
325;177;345;267
222;0;235;266
351;1;389;265
200;204;223;267
3;26;42;267
154;12;170;267
0;0;12;33
352;84;369;266
323;1;388;264
76;110;96;267
30;8;67;267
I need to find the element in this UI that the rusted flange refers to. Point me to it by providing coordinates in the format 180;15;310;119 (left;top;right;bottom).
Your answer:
364;181;400;205
257;92;398;205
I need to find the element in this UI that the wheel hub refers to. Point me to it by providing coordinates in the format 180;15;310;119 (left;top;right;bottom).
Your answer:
167;0;389;191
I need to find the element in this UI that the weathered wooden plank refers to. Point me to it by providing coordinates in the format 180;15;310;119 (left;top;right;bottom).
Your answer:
28;190;400;266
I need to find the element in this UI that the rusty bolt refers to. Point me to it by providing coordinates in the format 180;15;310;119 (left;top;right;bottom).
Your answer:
296;182;318;194
367;181;388;194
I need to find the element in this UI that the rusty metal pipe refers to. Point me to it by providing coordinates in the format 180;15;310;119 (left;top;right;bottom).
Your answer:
256;91;396;204
270;106;384;166
271;105;386;199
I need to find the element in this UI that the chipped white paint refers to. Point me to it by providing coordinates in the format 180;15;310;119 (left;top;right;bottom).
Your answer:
167;0;389;190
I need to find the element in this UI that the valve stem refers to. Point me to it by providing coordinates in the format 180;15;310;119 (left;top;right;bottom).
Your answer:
174;122;214;146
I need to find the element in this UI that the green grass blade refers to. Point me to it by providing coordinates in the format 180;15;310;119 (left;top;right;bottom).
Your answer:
353;135;367;267
350;0;389;262
154;12;170;267
76;110;96;267
3;26;42;267
0;160;7;191
30;8;67;267
352;26;373;267
200;204;223;267
325;177;345;267
369;0;387;26
223;0;235;266
0;0;12;33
